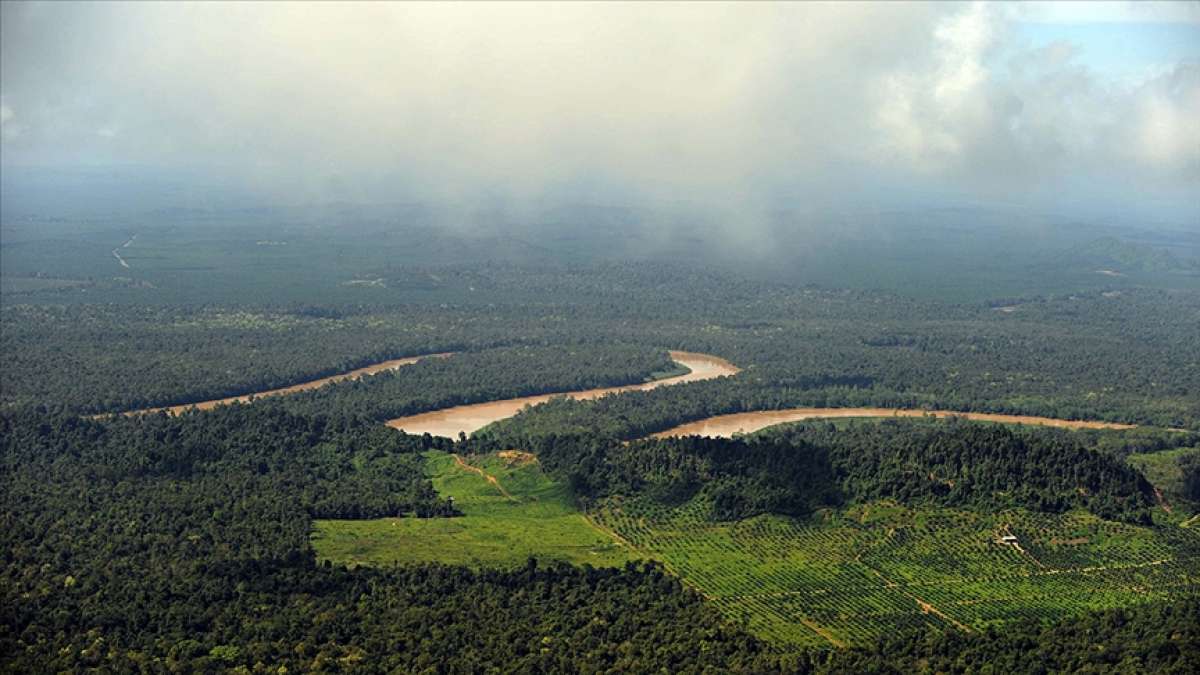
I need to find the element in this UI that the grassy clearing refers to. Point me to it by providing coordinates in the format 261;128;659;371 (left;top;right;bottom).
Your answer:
589;497;1200;649
1128;447;1200;512
314;443;1199;649
312;450;639;569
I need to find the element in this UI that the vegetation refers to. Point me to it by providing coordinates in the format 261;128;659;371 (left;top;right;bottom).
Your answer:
5;275;1200;430
590;496;1200;649
311;421;1196;652
767;420;1159;524
484;420;1158;524
1128;448;1200;513
313;450;638;569
0;303;675;414
3;208;1197;306
0;409;781;672
4;224;1200;670
1185;454;1200;503
817;597;1200;673
267;344;677;423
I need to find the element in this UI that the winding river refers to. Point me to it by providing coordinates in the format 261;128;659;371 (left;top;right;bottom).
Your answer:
131;352;453;415
650;407;1136;438
129;348;1146;436
384;350;741;437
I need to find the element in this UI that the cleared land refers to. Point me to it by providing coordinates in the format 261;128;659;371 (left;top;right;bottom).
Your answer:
119;338;1194;647
313;441;1200;649
589;497;1200;648
312;450;640;569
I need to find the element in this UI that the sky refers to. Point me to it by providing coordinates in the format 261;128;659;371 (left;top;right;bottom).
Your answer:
1;1;1198;224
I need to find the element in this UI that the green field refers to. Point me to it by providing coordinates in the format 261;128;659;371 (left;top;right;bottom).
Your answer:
312;450;639;569
313;446;1200;649
1128;447;1200;511
589;496;1200;648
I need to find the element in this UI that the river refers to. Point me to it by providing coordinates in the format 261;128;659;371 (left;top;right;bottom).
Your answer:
651;407;1135;438
384;350;740;437
126;348;1144;437
128;352;453;415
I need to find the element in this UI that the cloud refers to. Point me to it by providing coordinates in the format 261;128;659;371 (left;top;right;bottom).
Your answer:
873;2;1200;190
0;101;20;141
874;2;1008;171
0;1;1195;219
1009;1;1200;25
1130;63;1200;176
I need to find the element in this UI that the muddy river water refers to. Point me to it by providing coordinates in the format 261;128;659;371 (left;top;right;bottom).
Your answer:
384;350;740;437
131;353;453;416
131;348;1142;437
651;407;1135;438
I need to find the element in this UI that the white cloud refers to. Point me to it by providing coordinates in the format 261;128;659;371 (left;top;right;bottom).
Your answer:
1130;64;1200;176
1009;1;1200;25
873;2;1200;187
874;2;1005;169
0;1;1195;216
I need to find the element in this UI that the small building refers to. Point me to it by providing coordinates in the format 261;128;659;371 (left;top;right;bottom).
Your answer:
999;535;1019;544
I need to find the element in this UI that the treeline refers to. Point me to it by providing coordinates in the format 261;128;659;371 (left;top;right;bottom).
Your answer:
768;420;1158;524
490;368;1199;446
1080;426;1200;458
0;303;675;415
1;407;457;528
0;303;473;414
5;282;1200;429
503;287;1200;432
483;420;1157;523
1182;453;1200;502
0;406;1190;671
267;344;677;422
809;597;1200;674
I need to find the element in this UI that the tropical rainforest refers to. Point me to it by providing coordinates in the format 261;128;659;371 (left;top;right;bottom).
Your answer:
3;212;1199;672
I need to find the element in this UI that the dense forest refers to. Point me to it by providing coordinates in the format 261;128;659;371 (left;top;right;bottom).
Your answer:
4;277;1199;429
3;264;1198;671
3;407;1194;672
0;408;781;671
481;420;1158;524
766;421;1159;523
264;344;678;423
0;304;676;414
1182;453;1200;503
813;597;1200;674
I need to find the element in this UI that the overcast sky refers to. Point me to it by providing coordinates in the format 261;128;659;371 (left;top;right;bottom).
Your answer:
1;1;1197;222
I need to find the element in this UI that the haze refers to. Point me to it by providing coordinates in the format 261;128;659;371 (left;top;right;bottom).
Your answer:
2;1;1198;227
